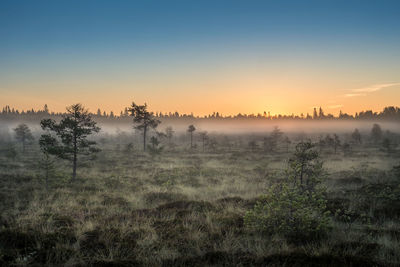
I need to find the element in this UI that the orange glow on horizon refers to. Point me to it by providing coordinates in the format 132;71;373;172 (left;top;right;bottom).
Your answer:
1;64;399;117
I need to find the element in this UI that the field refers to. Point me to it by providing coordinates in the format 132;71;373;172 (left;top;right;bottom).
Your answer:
1;127;400;266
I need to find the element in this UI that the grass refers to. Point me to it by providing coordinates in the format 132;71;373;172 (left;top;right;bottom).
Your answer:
0;136;399;266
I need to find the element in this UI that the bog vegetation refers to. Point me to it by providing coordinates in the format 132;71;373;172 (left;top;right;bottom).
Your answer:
0;103;400;266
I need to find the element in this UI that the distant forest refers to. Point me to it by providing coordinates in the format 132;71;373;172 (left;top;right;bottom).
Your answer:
1;104;400;122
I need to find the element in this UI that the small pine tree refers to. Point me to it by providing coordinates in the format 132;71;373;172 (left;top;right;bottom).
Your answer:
342;142;351;156
248;140;258;151
187;125;196;148
128;102;160;151
40;104;101;181
245;141;330;243
14;124;34;152
165;126;174;146
283;136;291;153
351;128;362;144
333;134;341;154
382;138;392;154
199;131;208;152
39;134;57;190
371;124;383;144
148;136;163;155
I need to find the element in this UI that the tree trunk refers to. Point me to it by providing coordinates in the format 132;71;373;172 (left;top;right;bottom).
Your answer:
45;166;49;191
22;135;26;152
72;135;77;181
143;126;147;151
45;154;49;191
72;152;77;180
190;133;193;148
300;163;304;185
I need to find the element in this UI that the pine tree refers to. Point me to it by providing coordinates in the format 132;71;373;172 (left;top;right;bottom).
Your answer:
128;102;160;151
14;124;34;152
187;125;196;148
40;103;101;180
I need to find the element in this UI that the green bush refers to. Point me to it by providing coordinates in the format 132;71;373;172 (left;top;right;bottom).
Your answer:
244;141;331;243
244;182;331;243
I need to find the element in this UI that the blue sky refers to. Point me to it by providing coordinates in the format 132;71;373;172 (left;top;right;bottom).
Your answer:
1;0;400;115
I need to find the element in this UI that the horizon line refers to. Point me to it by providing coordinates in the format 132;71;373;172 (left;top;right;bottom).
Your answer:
1;104;399;120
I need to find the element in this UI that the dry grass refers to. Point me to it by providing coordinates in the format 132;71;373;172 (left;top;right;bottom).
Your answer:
0;138;399;266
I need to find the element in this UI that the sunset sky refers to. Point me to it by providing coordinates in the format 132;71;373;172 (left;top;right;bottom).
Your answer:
1;0;399;116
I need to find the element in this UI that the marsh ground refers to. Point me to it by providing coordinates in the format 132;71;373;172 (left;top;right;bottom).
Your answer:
1;135;400;266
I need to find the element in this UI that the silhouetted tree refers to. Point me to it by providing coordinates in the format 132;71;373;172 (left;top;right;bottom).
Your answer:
199;131;208;152
156;131;167;143
263;137;274;152
342;142;351;156
150;136;160;149
270;126;283;150
124;143;134;153
187;125;196;148
148;136;163;155
43;104;49;114
289;141;321;187
382;138;393;154
313;108;318;119
248;140;258;151
283;136;291;153
333;134;341;154
128;102;160;151
208;138;218;151
40;103;101;180
14;124;34;152
371;124;383;144
318;107;325;119
165;126;174;145
39;134;57;190
351;128;362;144
264;126;283;152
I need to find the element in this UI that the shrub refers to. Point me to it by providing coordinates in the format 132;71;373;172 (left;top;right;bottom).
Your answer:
244;182;331;243
244;141;331;243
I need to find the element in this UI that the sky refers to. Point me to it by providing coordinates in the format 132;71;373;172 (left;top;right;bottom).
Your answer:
1;0;400;116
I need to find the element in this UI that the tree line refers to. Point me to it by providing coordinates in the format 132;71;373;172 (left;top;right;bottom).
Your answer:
1;105;400;121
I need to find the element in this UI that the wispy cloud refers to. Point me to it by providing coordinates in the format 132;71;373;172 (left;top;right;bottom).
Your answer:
344;93;366;97
352;82;400;93
328;104;343;109
342;82;399;98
